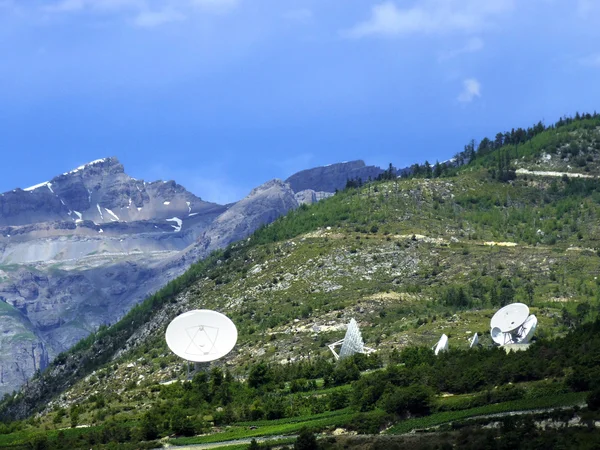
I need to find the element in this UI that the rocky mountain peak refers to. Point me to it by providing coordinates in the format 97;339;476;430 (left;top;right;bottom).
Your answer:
58;157;124;179
248;178;289;197
285;160;384;193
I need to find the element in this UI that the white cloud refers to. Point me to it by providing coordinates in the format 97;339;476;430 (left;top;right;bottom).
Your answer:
190;0;239;13
134;9;184;27
43;0;240;26
439;37;484;61
45;0;144;13
343;0;514;38
283;8;313;22
457;78;481;102
579;53;600;67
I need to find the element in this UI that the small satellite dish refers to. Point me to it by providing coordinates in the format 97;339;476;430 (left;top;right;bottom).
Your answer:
469;333;479;348
491;327;503;345
490;303;537;346
166;310;237;362
432;334;448;355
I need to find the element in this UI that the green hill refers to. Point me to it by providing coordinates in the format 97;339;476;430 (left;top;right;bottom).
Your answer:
1;113;600;449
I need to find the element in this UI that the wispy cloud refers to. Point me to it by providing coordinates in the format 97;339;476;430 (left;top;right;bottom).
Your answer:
190;0;239;13
343;0;514;38
44;0;144;13
43;0;239;26
579;53;600;67
133;9;185;27
457;78;481;102
439;37;484;61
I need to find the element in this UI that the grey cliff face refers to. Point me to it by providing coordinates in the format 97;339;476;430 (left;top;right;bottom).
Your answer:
285;160;384;193
0;301;49;395
202;179;298;250
175;179;299;268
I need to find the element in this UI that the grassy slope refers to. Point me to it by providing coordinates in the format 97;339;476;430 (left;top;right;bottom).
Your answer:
1;118;600;445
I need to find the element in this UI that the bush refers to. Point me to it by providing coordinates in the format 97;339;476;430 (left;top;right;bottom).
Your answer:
587;388;600;411
381;385;434;417
294;427;318;450
345;410;391;434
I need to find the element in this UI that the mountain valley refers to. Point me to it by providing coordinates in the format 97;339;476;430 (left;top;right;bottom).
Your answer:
1;115;600;449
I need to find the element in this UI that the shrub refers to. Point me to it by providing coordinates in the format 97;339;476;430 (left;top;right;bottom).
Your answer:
381;385;434;417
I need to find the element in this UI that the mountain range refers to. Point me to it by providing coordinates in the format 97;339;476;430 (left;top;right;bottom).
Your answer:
0;157;384;396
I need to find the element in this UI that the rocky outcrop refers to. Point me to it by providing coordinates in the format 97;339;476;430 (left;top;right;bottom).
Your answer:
295;190;335;205
295;190;317;205
0;302;49;395
285;160;384;193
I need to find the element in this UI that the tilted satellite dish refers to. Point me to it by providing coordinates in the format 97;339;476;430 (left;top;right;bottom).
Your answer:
432;334;448;355
469;333;479;348
166;310;237;362
490;303;537;346
521;314;538;343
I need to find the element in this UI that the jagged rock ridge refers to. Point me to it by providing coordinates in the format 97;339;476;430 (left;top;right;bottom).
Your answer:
285;160;384;193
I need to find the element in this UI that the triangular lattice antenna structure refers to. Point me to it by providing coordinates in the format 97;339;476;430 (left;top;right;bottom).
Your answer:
338;319;365;359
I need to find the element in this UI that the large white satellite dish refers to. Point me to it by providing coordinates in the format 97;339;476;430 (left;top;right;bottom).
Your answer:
469;333;479;348
432;334;448;355
490;303;537;346
166;310;237;362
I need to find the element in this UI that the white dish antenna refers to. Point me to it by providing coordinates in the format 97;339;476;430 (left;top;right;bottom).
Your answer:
469;333;479;348
490;303;537;346
166;310;237;362
432;334;448;355
328;318;374;360
521;314;537;344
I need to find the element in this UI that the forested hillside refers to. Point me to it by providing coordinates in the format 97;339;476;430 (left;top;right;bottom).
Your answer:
1;114;600;449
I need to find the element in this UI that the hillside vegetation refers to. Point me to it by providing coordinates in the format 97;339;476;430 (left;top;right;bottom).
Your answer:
1;114;600;449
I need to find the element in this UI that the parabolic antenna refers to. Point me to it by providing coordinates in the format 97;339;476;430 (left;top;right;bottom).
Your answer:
491;303;529;333
490;303;537;346
469;333;479;349
432;334;448;356
165;310;237;363
521;314;538;344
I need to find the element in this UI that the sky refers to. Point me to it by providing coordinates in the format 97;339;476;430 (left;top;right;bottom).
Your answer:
0;0;599;204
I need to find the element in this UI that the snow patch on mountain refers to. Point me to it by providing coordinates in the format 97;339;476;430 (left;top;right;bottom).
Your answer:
166;217;182;232
105;208;119;222
63;158;111;176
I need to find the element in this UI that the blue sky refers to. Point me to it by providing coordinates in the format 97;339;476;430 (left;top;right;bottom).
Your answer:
1;0;599;204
